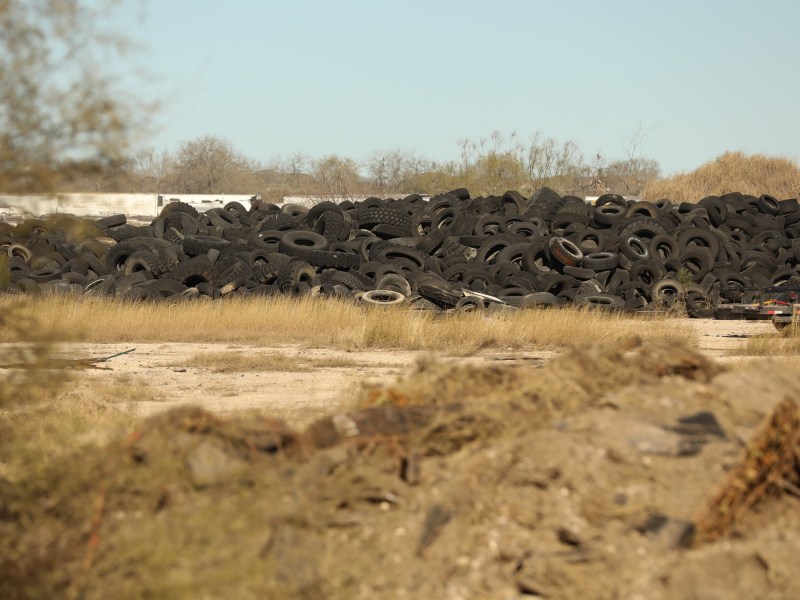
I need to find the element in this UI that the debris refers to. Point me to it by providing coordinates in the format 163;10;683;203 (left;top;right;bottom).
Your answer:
693;397;800;545
0;348;136;370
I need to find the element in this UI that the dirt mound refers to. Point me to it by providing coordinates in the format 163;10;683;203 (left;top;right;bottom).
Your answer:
2;340;800;599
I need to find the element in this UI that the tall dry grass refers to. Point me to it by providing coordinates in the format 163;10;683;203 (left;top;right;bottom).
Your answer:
731;321;800;356
641;152;800;202
0;295;695;354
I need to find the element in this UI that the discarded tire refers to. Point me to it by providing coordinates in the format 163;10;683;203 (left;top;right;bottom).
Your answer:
3;187;800;315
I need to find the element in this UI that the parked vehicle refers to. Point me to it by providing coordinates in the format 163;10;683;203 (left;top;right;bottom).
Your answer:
713;285;797;330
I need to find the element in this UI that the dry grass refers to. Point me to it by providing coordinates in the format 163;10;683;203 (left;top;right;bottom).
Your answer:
0;374;157;481
179;351;371;373
0;295;696;354
642;151;800;202
731;322;800;356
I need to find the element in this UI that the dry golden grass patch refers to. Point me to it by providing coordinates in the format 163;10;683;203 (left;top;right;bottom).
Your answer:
179;351;370;373
642;151;800;202
0;295;696;353
731;322;800;356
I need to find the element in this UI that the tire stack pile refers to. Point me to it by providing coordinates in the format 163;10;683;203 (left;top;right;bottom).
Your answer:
2;189;800;315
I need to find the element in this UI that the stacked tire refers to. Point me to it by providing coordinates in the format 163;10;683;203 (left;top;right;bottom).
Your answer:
1;190;799;316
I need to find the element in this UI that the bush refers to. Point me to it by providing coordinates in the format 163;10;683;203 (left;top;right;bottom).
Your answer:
641;152;800;202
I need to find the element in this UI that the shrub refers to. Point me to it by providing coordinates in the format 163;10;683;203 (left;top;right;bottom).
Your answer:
641;152;800;202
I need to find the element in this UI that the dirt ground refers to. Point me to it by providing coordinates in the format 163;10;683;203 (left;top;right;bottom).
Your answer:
58;317;778;423
4;317;800;599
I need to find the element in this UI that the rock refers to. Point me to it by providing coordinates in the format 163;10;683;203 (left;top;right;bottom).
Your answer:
185;439;247;488
636;513;695;550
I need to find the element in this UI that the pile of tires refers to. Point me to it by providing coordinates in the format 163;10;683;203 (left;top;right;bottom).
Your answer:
2;189;799;315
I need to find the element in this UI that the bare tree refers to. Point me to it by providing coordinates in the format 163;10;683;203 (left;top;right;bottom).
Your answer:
132;147;173;191
605;124;660;195
166;135;259;193
365;149;429;195
309;155;363;199
526;132;580;191
0;0;145;191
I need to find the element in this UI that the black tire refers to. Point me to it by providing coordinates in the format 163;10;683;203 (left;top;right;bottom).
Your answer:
569;228;608;254
577;293;625;309
164;211;200;236
215;259;251;287
277;260;317;292
582;251;618;271
455;296;485;312
324;269;375;292
563;265;596;280
686;289;714;318
250;230;284;253
624;201;662;220
168;256;216;287
617;217;669;241
307;250;361;270
205;207;240;229
7;256;30;282
106;240;151;273
251;262;281;284
432;207;465;236
476;236;515;265
417;283;461;308
501;190;527;215
593;203;627;227
278;230;329;260
630;259;666;287
306;201;343;228
619;236;650;261
376;273;412;297
160;201;199;219
495;242;531;270
518;291;557;307
140;279;188;298
677;247;714;281
108;224;147;242
677;227;721;259
757;194;781;216
649;233;682;261
528;187;563;220
358;207;413;232
521;240;553;275
370;245;427;269
27;266;62;283
84;275;116;296
223;201;248;216
123;250;161;275
313;210;351;243
772;316;793;331
98;214;127;228
182;235;232;257
650;279;683;306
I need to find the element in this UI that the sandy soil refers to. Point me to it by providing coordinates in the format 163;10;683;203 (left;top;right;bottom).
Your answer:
5;317;800;599
59;317;780;424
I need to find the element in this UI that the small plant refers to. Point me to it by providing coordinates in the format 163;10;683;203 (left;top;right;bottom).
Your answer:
676;267;694;288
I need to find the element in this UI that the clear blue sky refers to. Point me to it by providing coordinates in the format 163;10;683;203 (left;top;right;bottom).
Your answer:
120;0;800;176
